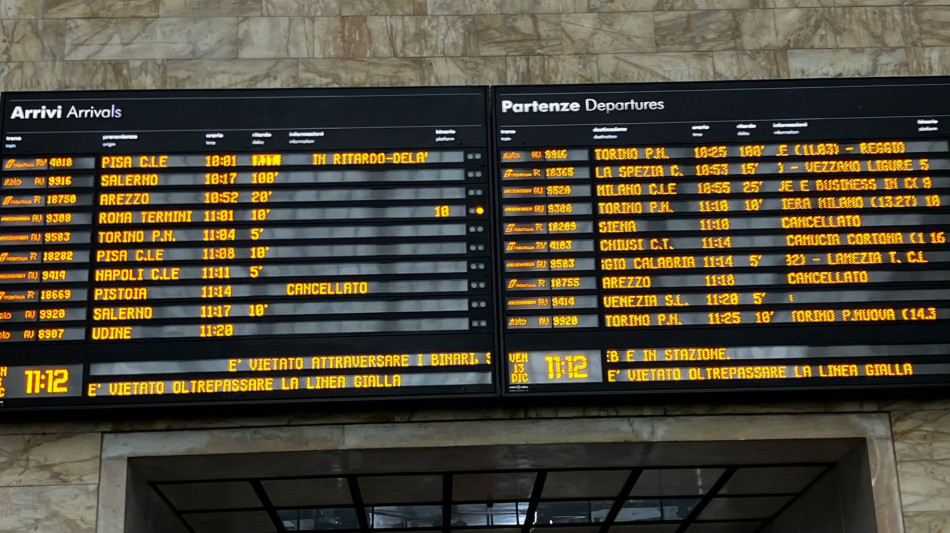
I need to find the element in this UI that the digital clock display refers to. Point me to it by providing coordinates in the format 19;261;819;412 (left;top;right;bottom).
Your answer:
0;365;81;399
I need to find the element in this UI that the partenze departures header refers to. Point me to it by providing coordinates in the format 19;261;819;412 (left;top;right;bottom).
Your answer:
501;98;666;114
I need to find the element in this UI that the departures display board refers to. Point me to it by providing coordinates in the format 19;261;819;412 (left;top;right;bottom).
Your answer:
495;78;950;395
0;87;494;407
1;78;949;410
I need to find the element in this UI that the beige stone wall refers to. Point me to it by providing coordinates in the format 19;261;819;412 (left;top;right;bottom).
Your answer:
1;1;949;531
1;0;949;91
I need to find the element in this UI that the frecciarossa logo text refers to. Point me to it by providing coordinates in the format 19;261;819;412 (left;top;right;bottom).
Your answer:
501;97;665;114
9;104;123;120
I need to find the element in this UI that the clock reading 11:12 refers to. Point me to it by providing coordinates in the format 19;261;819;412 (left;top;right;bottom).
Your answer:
24;368;70;395
0;366;94;400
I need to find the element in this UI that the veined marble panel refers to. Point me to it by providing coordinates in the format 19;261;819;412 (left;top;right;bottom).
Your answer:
561;12;654;54
238;17;314;58
655;10;740;51
341;16;393;57
0;0;42;18
502;0;587;13
837;0;941;4
713;50;789;79
390;16;478;57
588;0;664;10
165;58;297;87
597;51;715;82
0;433;100;486
160;0;262;16
313;17;345;57
477;14;563;55
830;6;919;47
428;0;500;14
767;0;832;6
738;9;778;49
506;54;597;83
899;460;950;512
44;0;159;18
904;511;950;533
0;61;132;91
775;8;835;47
0;484;97;533
893;410;950;462
918;6;950;46
303;57;425;86
65;17;238;60
422;56;507;84
912;47;950;75
262;0;339;15
342;0;427;15
664;0;767;8
129;59;166;89
0;20;66;62
788;47;910;77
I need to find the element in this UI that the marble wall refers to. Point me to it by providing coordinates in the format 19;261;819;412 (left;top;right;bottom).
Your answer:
0;0;948;91
0;0;949;531
0;432;100;532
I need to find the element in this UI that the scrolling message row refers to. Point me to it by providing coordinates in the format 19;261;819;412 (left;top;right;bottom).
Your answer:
507;344;949;387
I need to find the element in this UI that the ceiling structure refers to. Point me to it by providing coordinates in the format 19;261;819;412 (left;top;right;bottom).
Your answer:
130;440;864;533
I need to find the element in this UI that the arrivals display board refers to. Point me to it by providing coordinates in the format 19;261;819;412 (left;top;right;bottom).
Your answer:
494;78;950;395
0;88;495;407
1;78;949;409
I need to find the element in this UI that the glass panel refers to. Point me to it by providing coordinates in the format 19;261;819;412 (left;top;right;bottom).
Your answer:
590;501;614;523
542;471;630;499
719;467;826;495
659;500;697;521
453;504;489;527
616;501;661;523
488;502;529;526
369;505;442;529
360;476;442;506
280;509;299;531
535;501;613;525
631;469;725;498
278;508;361;531
530;527;600;533
264;478;352;507
697;497;791;521
454;473;537;502
616;499;700;523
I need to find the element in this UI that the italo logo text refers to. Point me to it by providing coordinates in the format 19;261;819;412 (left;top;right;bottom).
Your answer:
9;104;123;120
501;98;665;114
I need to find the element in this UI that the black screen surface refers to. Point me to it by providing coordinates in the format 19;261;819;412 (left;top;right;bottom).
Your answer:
1;77;949;410
0;87;495;407
493;78;950;396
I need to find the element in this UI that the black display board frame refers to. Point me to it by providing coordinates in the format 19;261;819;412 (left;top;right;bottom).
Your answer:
0;77;947;411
